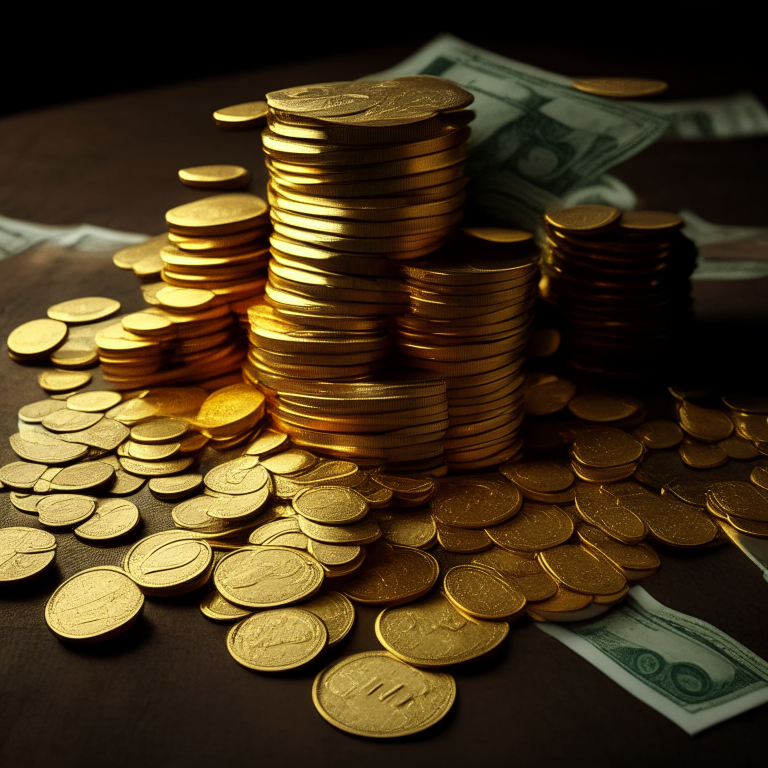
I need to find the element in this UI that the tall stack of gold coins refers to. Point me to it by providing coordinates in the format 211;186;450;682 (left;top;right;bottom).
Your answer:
395;229;540;470
540;204;695;378
243;77;476;471
104;194;270;389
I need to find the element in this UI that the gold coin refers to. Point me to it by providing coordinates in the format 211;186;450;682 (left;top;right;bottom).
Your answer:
47;296;120;324
66;390;122;413
148;474;203;500
178;165;250;189
248;518;302;546
570;427;644;468
124;531;213;595
717;437;759;460
227;607;327;671
260;449;316;475
215;546;324;608
7;318;68;359
74;498;140;541
472;548;558;602
166;193;268;231
119;440;180;461
539;544;628;595
312;651;456;738
500;460;574;494
0;527;57;581
577;524;660;577
41;409;102;433
707;481;768;522
244;428;291;456
297;516;381;546
213;100;268;127
18;398;69;423
376;590;508;667
118;455;194;477
46;461;115;492
632;420;683;449
113;234;169;269
300;591;356;646
545;204;620;232
431;476;522;529
619;210;683;232
306;540;362;567
45;566;144;642
571;77;668;98
377;509;436;549
523;376;577;415
568;392;643;422
130;417;188;443
436;524;492;553
204;456;269;495
485;502;574;552
679;438;728;469
751;466;768;492
97;455;146;496
194;383;265;437
526;587;597;622
678;402;734;442
293;486;369;525
443;564;526;620
10;432;87;464
200;588;252;622
58;419;129;450
574;483;648;544
341;541;438;605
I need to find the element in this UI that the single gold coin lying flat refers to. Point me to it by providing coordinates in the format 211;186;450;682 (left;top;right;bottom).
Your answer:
37;494;95;528
148;474;203;500
213;101;268;127
633;420;683;449
45;566;144;641
500;460;574;494
568;392;642;422
260;449;316;475
378;509;436;549
574;483;647;544
46;461;114;492
74;499;140;541
436;524;491;553
312;651;456;738
204;456;269;495
293;486;369;525
244;428;290;456
473;548;558;602
570;427;644;468
178;165;250;189
678;402;733;442
545;204;620;232
679;439;728;469
41;409;102;433
227;607;327;671
443;564;526;620
539;544;628;596
130;417;188;443
431;476;521;529
0;460;49;489
10;432;87;464
571;77;668;98
7;318;68;359
376;590;508;667
299;591;355;646
66;390;122;413
47;296;120;324
486;502;574;552
166;193;268;231
38;369;92;393
18;398;69;423
0;527;57;581
215;546;324;608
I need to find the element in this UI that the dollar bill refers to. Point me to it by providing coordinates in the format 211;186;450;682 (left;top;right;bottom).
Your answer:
538;586;768;734
0;213;147;262
718;521;768;581
373;34;669;231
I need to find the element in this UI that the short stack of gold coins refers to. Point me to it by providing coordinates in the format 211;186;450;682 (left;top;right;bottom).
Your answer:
540;204;696;377
395;229;540;470
104;194;271;388
242;76;477;470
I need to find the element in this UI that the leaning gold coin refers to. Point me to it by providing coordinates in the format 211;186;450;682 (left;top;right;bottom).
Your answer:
38;369;92;393
47;296;120;324
0;527;57;581
312;651;456;738
443;564;526;620
200;588;252;622
376;591;509;667
228;608;327;671
74;498;140;541
7;318;68;358
45;566;144;641
300;591;355;646
214;546;324;608
539;544;628;596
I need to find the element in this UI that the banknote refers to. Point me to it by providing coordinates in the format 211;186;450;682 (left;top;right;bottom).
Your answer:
373;34;669;231
0;214;147;262
718;521;768;581
538;586;768;734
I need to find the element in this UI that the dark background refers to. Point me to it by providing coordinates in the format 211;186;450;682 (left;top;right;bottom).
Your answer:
4;2;766;118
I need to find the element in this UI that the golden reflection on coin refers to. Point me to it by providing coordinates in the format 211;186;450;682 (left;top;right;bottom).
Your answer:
0;527;57;581
293;486;369;524
18;398;69;423
678;402;733;442
545;204;620;232
300;591;356;646
633;420;683;449
472;548;558;601
577;524;660;577
38;369;92;393
443;564;526;620
568;392;642;422
74;499;140;541
7;318;68;359
297;516;381;545
227;607;327;671
215;546;324;608
486;502;573;552
37;494;96;528
340;541;438;605
178;165;250;189
41;409;102;433
130;417;188;443
47;461;115;492
436;524;491;553
204;456;269;495
312;651;456;738
148;474;203;499
0;460;49;489
708;481;768;522
245;428;290;456
539;544;627;595
45;566;144;641
571;77;668;98
66;390;122;413
47;296;120;323
260;449;316;475
376;590;508;667
377;509;436;549
200;588;252;622
431;476;521;528
679;438;727;469
213;101;268;127
570;427;644;468
574;483;647;544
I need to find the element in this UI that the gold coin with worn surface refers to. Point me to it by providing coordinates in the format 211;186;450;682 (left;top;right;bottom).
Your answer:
118;455;194;477
707;481;768;522
10;431;88;464
568;392;642;422
59;419;129;450
37;494;96;528
0;527;57;581
38;369;92;393
47;296;120;324
632;420;683;449
200;588;252;622
66;390;122;413
486;502;574;552
376;590;508;667
436;524;491;553
500;460;574;494
194;384;265;436
523;376;577;415
291;460;360;487
166;193;268;230
472;549;558;602
679;439;728;469
539;544;627;595
312;651;456;738
74;498;140;541
7;318;68;358
377;509;436;549
443;564;526;620
0;461;49;490
340;541;438;605
570;427;644;468
298;516;381;546
119;440;180;461
571;77;668;98
260;449;316;475
41;409;102;433
678;402;733;442
18;398;69;423
148;474;203;500
431;476;521;529
307;540;362;567
45;566;144;641
293;486;369;525
124;530;213;595
244;428;290;456
204;456;269;495
179;165;250;189
215;546;324;608
130;417;188;443
300;591;356;646
545;204;620;231
47;461;115;492
577;524;660;576
574;483;647;544
227;607;327;671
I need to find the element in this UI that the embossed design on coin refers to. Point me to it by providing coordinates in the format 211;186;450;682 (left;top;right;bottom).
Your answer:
0;527;57;581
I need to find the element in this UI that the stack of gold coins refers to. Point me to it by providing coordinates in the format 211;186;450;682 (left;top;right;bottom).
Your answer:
102;194;270;388
243;76;474;469
396;229;540;471
540;204;696;377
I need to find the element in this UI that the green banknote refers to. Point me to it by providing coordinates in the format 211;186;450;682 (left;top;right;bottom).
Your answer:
538;586;768;734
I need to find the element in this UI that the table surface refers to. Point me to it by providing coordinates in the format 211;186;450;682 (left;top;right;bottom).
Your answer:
1;40;767;768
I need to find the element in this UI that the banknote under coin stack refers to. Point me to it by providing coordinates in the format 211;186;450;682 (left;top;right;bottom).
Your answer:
540;204;696;377
242;76;476;470
396;229;539;470
105;194;271;388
